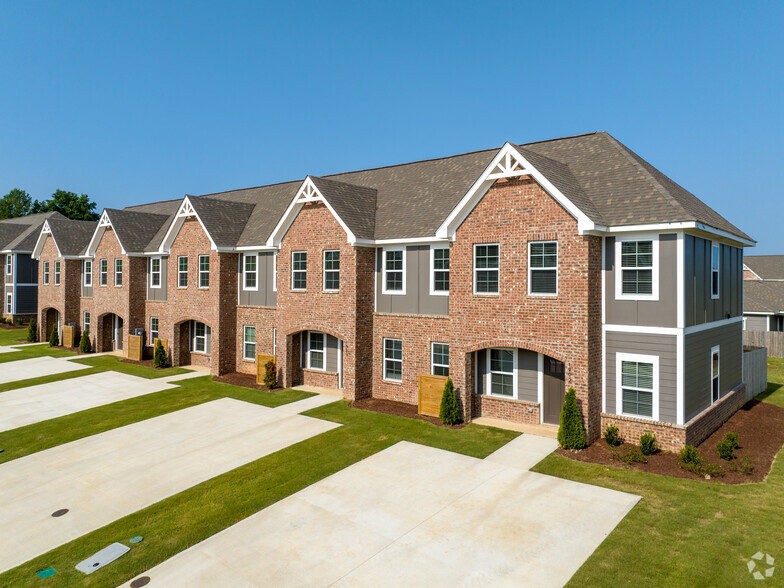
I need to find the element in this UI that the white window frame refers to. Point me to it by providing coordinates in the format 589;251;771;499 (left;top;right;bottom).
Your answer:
273;252;277;292
486;347;517;398
150;316;159;343
5;254;11;276
114;258;123;287
5;292;12;314
528;241;558;296
710;345;720;404
323;250;340;292
431;342;449;376
84;311;91;332
178;256;188;288
150;257;162;289
83;260;92;287
99;259;108;286
711;242;720;300
429;246;449;296
199;255;210;289
43;261;50;285
273;327;277;356
243;325;256;360
383;337;403;382
192;321;208;353
382;248;406;295
292;251;307;291
243;254;258;291
616;352;659;421
307;331;326;371
473;243;500;295
615;234;659;301
54;261;61;286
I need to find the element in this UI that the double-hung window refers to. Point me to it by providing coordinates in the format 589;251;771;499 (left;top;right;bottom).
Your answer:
474;244;499;294
193;321;207;353
178;256;188;288
619;355;656;419
150;317;159;343
244;326;256;360
431;247;449;295
711;346;720;403
43;262;50;285
84;311;91;332
529;241;557;295
5;292;11;314
383;249;404;294
114;259;123;286
619;240;654;297
308;331;325;370
199;255;210;288
83;260;92;287
431;342;449;376
292;251;307;290
488;348;514;397
324;250;340;291
5;254;11;276
383;338;403;381
54;261;61;285
243;254;257;290
711;243;720;299
100;259;108;285
150;258;161;288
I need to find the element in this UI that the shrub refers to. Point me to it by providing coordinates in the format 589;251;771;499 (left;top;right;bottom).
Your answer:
612;445;647;464
717;432;740;461
153;339;167;368
640;432;658;456
263;359;277;388
16;318;22;325
0;317;6;324
439;378;461;425
79;328;92;353
604;425;622;447
678;445;703;473
729;453;754;475
26;319;38;343
558;388;586;450
702;462;725;478
49;325;59;347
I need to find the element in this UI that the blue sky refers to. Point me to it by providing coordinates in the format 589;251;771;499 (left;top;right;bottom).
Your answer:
1;1;781;252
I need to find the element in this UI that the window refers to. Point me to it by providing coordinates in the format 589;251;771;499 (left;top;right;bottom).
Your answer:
383;338;403;381
54;261;61;285
150;317;159;343
292;251;307;290
5;254;11;276
193;321;208;353
488;348;514;397
5;292;11;314
308;331;325;370
43;261;50;285
431;247;449;295
711;243;720;299
618;239;655;297
100;259;108;286
324;250;340;291
83;260;92;287
150;258;161;288
711;346;720;403
243;254;257;290
383;249;404;294
529;241;558;295
273;327;277;356
84;311;90;332
431;342;449;376
619;356;656;419
114;259;123;286
474;244;499;294
199;255;210;288
178;256;188;288
244;326;256;360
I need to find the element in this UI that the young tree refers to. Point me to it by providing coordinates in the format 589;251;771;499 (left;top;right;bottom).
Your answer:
0;188;32;219
263;359;277;388
153;339;167;368
439;377;462;425
79;328;92;353
557;388;586;450
49;325;59;347
26;319;38;343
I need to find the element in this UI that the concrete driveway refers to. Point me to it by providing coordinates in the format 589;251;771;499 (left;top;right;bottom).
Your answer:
0;371;182;432
0;397;340;574
0;355;87;384
123;436;639;587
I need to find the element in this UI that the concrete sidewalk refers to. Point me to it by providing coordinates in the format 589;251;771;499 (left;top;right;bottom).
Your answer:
0;356;87;385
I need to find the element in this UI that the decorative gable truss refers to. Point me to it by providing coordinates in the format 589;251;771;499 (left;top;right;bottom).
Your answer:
32;220;63;260
84;210;127;257
158;196;219;254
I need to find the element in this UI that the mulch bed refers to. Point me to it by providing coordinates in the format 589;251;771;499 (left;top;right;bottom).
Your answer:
558;400;784;484
120;358;158;368
213;371;274;391
0;323;27;329
350;397;466;429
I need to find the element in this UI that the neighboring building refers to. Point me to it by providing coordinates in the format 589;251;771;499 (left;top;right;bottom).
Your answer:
743;255;784;331
0;212;66;322
33;132;754;450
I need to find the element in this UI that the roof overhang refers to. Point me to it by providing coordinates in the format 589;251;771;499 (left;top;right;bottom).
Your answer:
158;196;219;254
32;220;61;260
587;221;755;248
84;211;128;258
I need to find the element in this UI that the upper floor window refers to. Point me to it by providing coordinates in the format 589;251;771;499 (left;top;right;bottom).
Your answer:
54;261;61;286
431;342;449;376
5;254;11;276
199;255;210;288
324;250;340;291
307;331;325;370
150;258;162;289
474;244;499;294
529;241;557;296
100;259;108;286
383;249;404;294
711;345;720;403
243;254;258;290
711;243;720;299
178;256;188;288
616;237;658;300
83;260;92;287
115;259;123;286
431;247;449;295
43;261;50;285
292;251;307;290
617;352;658;420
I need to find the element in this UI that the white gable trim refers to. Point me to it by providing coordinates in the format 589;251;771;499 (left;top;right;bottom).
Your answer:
742;264;763;281
32;220;62;260
266;177;357;247
436;142;596;240
158;196;218;254
85;210;126;258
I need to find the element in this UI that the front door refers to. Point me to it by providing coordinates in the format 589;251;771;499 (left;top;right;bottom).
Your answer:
543;356;565;425
113;315;124;351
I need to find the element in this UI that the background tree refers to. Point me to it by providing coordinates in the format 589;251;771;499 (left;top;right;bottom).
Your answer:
0;188;32;219
34;189;99;221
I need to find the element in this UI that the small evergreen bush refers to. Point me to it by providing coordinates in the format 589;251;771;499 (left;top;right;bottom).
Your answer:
26;319;38;342
153;339;167;368
678;445;702;473
604;425;622;447
79;328;92;353
640;432;658;456
558;388;586;450
49;325;59;347
612;445;647;464
439;378;461;425
717;432;739;461
0;317;6;324
263;359;277;388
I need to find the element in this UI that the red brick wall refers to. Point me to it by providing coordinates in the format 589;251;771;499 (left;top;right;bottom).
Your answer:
235;306;277;375
472;395;541;424
37;236;79;340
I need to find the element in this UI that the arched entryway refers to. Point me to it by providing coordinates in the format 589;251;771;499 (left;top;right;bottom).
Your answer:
289;330;343;390
97;313;124;352
172;319;212;369
41;307;61;343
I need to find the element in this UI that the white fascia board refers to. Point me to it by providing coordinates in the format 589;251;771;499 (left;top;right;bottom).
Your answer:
353;237;450;247
743;311;774;316
88;211;127;256
32;222;62;260
159;196;218;253
742;264;763;280
590;222;754;247
234;245;278;252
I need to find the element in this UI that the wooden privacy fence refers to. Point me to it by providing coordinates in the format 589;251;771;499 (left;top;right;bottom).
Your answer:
418;374;448;417
744;330;784;358
743;346;768;401
127;335;144;361
256;354;276;385
62;325;76;348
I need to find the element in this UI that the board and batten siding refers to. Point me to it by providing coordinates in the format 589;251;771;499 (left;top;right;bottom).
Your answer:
15;285;37;314
604;234;678;328
605;331;677;423
15;254;37;284
684;321;742;422
475;348;538;402
238;252;277;307
146;257;168;301
684;235;742;327
375;246;448;316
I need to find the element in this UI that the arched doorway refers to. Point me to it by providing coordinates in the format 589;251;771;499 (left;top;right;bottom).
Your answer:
98;313;124;352
42;307;60;343
289;330;343;390
173;319;212;368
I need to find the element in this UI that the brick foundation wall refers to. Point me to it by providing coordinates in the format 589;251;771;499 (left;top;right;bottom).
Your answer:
685;384;747;447
300;368;340;389
472;394;541;424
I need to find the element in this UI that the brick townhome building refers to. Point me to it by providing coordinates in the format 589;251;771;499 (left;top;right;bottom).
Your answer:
32;132;754;449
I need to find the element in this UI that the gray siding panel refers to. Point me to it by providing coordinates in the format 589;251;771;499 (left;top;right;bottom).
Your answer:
14;285;37;314
326;334;339;372
684;321;742;422
744;315;768;331
685;235;742;327
517;349;538;403
146;257;168;301
477;349;487;394
376;247;448;316
238;252;276;307
605;331;678;423
15;254;37;284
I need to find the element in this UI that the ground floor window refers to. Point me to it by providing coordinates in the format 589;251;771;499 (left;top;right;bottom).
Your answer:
384;338;402;381
488;348;514;397
273;327;277;356
711;345;720;403
84;311;91;332
191;321;210;353
150;317;159;343
620;357;655;418
5;292;12;314
308;331;325;370
244;326;256;360
431;342;449;376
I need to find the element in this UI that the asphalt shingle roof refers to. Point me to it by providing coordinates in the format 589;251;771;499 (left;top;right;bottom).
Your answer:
309;177;377;240
744;280;784;313
104;209;172;253
46;219;97;256
744;256;784;281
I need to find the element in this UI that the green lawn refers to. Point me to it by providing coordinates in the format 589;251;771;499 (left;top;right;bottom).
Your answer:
0;392;516;586
532;361;784;586
0;326;28;346
0;342;75;363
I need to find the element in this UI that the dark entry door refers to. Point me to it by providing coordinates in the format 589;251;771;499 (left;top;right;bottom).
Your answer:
543;356;565;425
